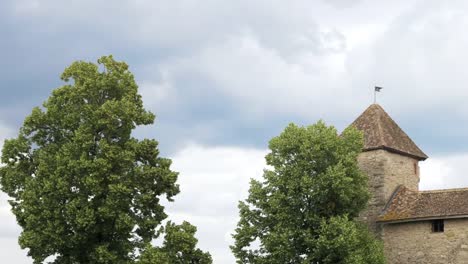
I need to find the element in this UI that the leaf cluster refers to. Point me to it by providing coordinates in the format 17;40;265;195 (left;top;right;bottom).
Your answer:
231;122;384;264
0;56;179;263
139;221;212;264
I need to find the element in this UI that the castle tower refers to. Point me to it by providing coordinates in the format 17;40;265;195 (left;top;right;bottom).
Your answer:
349;104;428;234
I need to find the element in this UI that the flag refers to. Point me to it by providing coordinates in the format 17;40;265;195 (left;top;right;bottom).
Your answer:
375;86;383;92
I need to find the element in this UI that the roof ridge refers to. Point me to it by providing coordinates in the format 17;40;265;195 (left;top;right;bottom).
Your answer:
376;107;386;146
419;188;468;193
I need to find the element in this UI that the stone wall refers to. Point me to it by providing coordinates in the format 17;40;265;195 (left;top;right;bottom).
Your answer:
357;149;420;234
357;150;386;234
382;151;420;198
382;219;468;264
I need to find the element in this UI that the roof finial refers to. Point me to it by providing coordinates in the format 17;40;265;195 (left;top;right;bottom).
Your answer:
374;86;383;104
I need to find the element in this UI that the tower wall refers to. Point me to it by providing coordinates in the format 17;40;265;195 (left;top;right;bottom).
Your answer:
357;149;420;234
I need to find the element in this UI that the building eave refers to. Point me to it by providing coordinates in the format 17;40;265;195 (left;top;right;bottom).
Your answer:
377;214;468;224
362;145;428;161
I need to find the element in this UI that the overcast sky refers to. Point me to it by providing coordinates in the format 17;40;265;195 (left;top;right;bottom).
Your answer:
2;0;468;263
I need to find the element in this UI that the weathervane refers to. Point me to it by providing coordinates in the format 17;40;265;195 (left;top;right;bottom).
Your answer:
374;86;383;104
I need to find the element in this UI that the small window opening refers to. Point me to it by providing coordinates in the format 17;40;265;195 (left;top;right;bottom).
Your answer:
432;219;444;232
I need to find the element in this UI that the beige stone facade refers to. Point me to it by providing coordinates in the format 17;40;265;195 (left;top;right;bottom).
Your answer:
382;219;468;264
357;150;420;235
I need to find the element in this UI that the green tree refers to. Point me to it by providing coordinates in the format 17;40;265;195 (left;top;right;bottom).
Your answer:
0;56;183;263
139;221;212;264
312;216;384;264
231;122;385;264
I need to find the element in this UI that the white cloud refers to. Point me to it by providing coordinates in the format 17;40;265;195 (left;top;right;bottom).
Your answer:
0;193;30;264
0;141;267;264
0;121;29;263
166;144;267;264
0;239;29;264
2;139;468;264
420;154;468;190
349;0;468;117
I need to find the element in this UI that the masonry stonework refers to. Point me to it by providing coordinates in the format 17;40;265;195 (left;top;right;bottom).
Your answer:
382;219;468;264
357;150;386;234
357;150;419;234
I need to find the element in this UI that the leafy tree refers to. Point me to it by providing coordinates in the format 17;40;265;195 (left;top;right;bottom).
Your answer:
312;216;384;264
231;122;385;264
0;56;184;263
139;221;212;264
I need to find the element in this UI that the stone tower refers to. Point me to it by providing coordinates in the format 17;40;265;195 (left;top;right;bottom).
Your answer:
349;104;428;234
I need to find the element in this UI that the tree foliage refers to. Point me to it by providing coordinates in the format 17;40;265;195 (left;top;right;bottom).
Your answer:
231;122;385;264
139;221;212;264
0;56;183;263
312;216;384;264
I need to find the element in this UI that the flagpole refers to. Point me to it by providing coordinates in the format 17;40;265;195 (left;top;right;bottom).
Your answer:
374;86;383;104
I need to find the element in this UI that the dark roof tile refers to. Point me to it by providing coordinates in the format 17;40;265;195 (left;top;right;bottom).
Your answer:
350;104;428;160
378;186;468;223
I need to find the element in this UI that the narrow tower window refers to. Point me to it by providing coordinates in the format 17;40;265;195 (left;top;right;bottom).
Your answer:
432;219;444;232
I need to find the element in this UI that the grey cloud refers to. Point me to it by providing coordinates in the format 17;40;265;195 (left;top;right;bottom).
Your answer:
3;0;468;155
1;0;342;155
0;121;13;155
8;0;468;263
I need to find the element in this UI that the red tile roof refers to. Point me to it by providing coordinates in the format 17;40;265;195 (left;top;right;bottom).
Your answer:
350;104;428;160
378;186;468;223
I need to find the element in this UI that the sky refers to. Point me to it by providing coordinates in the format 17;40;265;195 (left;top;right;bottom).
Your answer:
2;0;468;263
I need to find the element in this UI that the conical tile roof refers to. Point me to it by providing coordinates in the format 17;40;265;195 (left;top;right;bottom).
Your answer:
349;104;428;160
